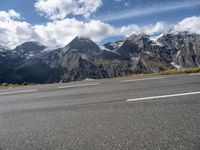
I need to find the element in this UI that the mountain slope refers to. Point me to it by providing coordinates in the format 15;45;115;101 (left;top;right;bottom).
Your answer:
15;38;133;83
158;33;200;68
0;32;200;84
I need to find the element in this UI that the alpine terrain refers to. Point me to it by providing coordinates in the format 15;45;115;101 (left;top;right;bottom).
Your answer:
0;32;200;84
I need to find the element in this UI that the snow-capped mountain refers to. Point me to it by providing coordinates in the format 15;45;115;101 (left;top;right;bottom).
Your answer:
0;32;200;84
14;41;47;59
102;40;125;52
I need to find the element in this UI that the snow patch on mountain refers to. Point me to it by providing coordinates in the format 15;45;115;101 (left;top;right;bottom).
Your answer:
100;45;120;55
150;35;163;47
171;62;181;70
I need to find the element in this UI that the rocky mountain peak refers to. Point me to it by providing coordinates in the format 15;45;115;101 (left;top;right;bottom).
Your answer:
128;33;150;41
73;36;93;42
64;36;101;56
14;41;46;53
0;32;200;84
13;41;47;59
117;33;153;58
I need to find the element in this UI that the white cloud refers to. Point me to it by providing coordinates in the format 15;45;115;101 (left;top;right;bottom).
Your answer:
114;0;130;7
34;19;115;47
0;10;38;48
119;22;169;37
171;16;200;34
0;10;114;48
7;9;21;19
0;9;21;20
0;9;199;49
35;0;102;20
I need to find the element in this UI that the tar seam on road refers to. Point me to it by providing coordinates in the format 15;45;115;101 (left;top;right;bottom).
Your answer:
121;77;167;83
0;89;38;96
126;91;200;102
58;83;101;89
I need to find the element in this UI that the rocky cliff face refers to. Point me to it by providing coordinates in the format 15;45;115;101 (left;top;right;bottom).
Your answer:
0;46;20;83
158;33;200;68
15;38;133;83
0;32;200;84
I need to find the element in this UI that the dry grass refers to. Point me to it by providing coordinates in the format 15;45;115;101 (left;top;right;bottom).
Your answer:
0;83;37;89
122;67;200;79
125;73;158;78
160;67;200;75
0;84;19;89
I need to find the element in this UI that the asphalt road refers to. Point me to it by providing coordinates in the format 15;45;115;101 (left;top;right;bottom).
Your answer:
0;73;200;150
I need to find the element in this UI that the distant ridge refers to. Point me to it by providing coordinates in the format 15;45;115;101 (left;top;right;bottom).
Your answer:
0;32;200;84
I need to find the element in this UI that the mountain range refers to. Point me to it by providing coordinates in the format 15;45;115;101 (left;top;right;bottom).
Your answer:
0;32;200;84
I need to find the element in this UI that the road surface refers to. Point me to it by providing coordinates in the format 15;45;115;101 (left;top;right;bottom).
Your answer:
0;73;200;150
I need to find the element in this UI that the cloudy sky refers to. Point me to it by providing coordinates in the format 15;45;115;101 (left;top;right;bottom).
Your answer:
0;0;200;48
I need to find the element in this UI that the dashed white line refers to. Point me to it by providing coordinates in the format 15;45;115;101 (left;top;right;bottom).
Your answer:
122;77;166;83
0;89;38;96
58;83;101;89
188;73;200;76
126;91;200;102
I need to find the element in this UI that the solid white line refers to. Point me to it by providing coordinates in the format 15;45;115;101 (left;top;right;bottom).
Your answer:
58;83;100;89
122;77;166;83
126;91;200;102
0;89;38;96
188;73;200;76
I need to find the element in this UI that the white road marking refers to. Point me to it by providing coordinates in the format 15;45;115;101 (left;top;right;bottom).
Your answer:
58;83;100;89
0;89;38;96
126;91;200;102
122;77;166;83
188;73;200;76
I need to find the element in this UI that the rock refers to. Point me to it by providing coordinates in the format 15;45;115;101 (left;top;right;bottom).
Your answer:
0;32;200;84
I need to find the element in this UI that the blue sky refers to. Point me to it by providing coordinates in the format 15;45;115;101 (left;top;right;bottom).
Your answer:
101;0;200;26
1;0;200;25
0;0;200;48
